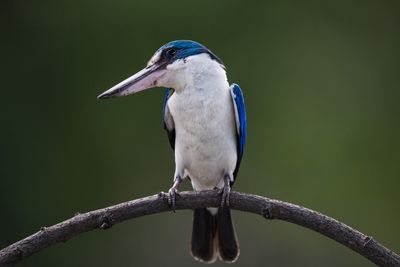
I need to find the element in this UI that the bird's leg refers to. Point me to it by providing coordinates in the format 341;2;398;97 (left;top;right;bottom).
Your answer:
168;175;183;212
221;175;232;207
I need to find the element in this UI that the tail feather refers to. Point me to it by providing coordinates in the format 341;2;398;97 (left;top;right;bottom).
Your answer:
191;208;218;263
190;207;239;263
216;207;240;262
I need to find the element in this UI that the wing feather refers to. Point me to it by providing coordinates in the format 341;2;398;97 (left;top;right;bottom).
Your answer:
230;83;247;179
162;88;175;150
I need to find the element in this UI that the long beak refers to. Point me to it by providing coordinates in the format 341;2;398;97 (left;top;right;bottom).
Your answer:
97;63;167;99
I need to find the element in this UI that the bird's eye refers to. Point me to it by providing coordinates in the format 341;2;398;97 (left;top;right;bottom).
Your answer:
166;48;177;58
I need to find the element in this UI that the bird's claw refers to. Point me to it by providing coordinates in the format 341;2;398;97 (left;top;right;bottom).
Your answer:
167;176;182;212
221;175;231;207
168;187;180;212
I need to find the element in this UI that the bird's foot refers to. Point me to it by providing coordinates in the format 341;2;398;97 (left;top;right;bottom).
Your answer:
168;187;180;212
221;175;231;207
168;176;182;212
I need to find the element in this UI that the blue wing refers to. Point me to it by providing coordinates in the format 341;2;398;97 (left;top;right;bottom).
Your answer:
162;88;175;150
230;83;247;179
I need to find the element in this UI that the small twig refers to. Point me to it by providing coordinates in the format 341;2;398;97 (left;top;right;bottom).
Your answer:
0;191;399;266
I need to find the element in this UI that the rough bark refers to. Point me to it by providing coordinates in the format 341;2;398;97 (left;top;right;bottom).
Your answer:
0;191;399;266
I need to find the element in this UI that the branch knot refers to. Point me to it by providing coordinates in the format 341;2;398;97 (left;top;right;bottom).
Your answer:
363;236;375;248
99;215;112;230
262;204;274;219
15;247;23;260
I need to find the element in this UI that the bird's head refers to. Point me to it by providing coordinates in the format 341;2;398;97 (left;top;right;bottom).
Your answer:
97;40;224;99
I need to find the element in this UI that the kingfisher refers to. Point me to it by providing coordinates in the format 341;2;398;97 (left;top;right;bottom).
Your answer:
97;40;246;263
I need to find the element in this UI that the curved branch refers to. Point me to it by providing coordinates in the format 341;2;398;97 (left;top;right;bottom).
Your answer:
0;191;399;266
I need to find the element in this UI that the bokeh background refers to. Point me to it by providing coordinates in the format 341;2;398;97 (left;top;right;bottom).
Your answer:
1;1;399;266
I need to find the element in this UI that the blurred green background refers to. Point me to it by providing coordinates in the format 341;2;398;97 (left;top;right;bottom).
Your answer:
1;0;399;266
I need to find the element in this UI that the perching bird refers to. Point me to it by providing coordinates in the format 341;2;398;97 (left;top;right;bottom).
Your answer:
97;40;246;263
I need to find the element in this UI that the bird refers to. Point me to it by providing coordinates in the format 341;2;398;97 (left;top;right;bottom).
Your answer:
97;40;246;263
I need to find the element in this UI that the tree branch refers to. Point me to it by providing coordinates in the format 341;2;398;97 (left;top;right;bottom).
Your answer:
0;191;399;266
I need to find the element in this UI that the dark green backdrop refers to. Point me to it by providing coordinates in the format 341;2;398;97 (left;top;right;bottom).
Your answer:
1;1;399;266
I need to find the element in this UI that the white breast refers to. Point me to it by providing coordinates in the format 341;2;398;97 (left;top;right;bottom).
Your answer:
167;57;237;191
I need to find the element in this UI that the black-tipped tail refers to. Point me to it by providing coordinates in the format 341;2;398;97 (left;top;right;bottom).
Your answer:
190;207;239;263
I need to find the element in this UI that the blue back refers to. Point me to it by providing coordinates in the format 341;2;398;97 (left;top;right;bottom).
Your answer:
231;84;247;177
